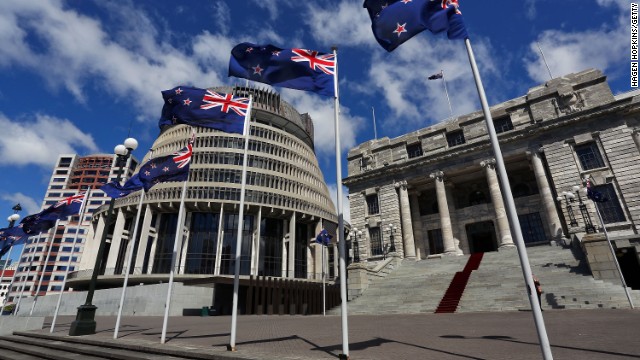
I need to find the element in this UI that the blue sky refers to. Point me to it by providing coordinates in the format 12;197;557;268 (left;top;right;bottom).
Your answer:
0;0;633;234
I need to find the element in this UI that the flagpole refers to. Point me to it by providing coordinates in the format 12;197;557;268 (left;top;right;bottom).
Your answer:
160;180;188;344
593;203;634;308
372;107;378;140
332;46;350;360
114;191;146;339
440;70;453;118
50;190;91;332
536;42;553;80
322;243;326;316
30;219;61;316
0;241;27;329
0;246;13;298
229;95;253;351
465;38;553;360
14;231;42;316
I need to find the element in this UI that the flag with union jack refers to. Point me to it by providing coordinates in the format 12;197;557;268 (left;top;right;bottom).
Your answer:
100;173;144;199
18;192;86;234
159;86;248;134
138;138;194;192
363;0;468;52
228;43;335;97
0;224;29;256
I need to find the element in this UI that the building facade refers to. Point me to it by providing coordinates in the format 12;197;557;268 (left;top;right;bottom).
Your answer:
345;69;640;289
69;85;338;291
8;154;138;302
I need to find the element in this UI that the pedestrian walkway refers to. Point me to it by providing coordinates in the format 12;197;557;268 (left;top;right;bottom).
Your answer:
20;309;640;360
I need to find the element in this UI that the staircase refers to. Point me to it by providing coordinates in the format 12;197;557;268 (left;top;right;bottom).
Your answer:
435;252;484;313
330;245;640;315
0;331;217;359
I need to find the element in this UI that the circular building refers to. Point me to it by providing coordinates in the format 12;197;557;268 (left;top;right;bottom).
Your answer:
74;85;338;292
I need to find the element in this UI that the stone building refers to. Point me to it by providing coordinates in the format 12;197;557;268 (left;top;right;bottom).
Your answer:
345;69;640;289
68;85;338;295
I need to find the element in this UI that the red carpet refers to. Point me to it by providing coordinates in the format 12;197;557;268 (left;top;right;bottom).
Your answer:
434;252;484;314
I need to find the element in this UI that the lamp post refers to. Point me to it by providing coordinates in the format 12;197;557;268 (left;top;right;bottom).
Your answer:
572;185;596;234
557;191;578;227
386;224;397;253
69;138;137;336
349;228;362;263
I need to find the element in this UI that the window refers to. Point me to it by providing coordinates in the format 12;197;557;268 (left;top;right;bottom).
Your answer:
366;194;379;215
493;116;513;134
593;184;626;223
369;227;383;256
406;143;423;159
518;213;546;244
575;142;605;170
58;157;72;167
427;229;444;255
446;130;466;147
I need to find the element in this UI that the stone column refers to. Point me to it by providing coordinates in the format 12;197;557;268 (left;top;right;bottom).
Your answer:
214;207;225;275
632;128;640;154
480;159;514;248
430;171;457;254
135;205;153;274
105;209;127;274
287;212;296;278
409;192;425;260
528;150;565;242
252;206;262;276
395;181;416;259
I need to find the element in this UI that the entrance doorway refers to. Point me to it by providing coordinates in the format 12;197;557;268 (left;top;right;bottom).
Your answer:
465;221;498;254
616;247;640;290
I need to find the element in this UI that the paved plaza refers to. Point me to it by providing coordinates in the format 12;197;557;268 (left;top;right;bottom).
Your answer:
33;309;640;360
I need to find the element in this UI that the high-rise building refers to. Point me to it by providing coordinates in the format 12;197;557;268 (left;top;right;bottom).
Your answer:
8;154;138;303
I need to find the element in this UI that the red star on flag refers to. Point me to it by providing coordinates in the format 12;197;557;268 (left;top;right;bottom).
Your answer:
252;64;264;75
272;51;281;56
183;98;192;106
393;23;407;37
401;0;412;3
175;87;183;95
246;47;254;53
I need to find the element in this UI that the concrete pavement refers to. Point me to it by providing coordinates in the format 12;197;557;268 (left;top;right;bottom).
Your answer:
32;309;640;360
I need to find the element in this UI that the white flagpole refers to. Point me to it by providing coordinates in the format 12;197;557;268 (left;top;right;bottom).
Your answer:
593;202;634;308
465;38;553;360
229;95;253;351
440;70;454;118
50;190;91;332
371;107;378;140
114;191;145;339
0;246;14;296
0;241;27;330
160;180;188;344
30;219;61;316
15;231;42;316
536;42;554;80
332;46;350;360
322;243;326;316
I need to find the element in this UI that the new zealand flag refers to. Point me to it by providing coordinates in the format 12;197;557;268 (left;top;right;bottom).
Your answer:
315;229;333;246
229;43;335;97
139;142;193;192
0;225;29;257
100;173;144;199
159;86;249;134
363;0;468;52
18;193;85;234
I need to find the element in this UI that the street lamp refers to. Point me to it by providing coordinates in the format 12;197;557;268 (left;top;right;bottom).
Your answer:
349;228;362;263
69;137;137;336
572;185;595;234
556;191;578;227
7;214;20;228
386;224;397;253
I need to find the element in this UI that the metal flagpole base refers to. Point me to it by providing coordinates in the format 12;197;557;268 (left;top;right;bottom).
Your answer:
69;304;97;336
338;354;350;360
227;345;237;351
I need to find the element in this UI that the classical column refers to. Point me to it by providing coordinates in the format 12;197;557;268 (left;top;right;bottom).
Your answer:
135;205;153;274
528;150;564;242
287;212;296;278
105;209;127;274
480;159;514;248
214;207;225;275
430;171;457;254
395;181;416;259
252;206;263;276
632;128;640;154
409;192;425;260
177;212;190;275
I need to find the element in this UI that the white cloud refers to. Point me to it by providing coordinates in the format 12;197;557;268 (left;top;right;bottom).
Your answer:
0;0;233;121
0;113;99;167
279;89;364;158
327;184;350;223
525;1;627;84
305;1;375;48
0;193;41;215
